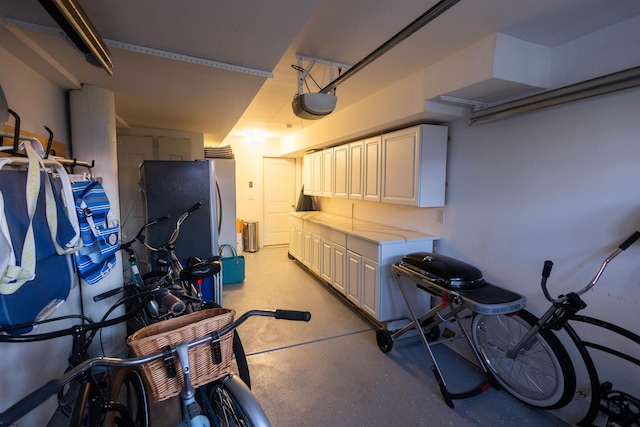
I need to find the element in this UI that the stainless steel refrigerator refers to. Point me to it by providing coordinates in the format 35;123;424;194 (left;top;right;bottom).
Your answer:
139;159;237;266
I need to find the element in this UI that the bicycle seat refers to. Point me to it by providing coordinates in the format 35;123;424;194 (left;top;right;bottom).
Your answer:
400;252;486;289
180;257;221;281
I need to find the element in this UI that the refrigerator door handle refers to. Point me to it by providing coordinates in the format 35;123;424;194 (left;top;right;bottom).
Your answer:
215;177;222;235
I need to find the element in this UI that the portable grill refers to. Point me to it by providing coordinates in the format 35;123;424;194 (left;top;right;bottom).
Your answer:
377;252;526;408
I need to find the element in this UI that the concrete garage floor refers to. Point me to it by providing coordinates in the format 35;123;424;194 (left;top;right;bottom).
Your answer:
151;246;568;426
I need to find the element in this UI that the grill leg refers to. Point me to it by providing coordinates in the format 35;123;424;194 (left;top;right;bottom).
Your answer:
389;274;492;407
394;274;456;408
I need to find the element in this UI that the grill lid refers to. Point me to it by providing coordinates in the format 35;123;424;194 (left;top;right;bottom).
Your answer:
400;252;485;289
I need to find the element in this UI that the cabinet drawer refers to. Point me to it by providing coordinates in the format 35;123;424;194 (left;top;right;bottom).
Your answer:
289;215;302;228
327;229;346;246
346;236;378;260
304;221;322;234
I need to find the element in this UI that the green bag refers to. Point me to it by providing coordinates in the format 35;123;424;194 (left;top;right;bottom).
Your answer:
219;244;245;284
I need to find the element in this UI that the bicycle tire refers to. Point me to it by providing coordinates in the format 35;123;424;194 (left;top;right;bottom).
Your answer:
472;310;576;409
200;375;270;427
103;368;149;427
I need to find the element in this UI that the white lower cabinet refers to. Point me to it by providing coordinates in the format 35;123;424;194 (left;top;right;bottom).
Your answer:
346;250;361;306
302;229;312;267
288;216;303;259
311;233;322;275
361;257;379;318
289;213;434;323
332;243;346;295
320;240;332;283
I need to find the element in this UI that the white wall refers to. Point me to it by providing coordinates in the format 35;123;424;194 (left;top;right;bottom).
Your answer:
0;46;69;143
315;84;640;424
446;88;640;422
219;135;294;250
0;46;82;426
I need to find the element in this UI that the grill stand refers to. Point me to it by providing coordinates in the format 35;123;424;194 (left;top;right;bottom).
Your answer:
377;263;526;408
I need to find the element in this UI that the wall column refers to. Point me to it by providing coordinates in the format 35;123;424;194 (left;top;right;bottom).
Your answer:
69;84;125;354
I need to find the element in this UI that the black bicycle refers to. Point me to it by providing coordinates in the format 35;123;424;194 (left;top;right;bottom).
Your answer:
0;294;155;426
472;231;640;426
0;308;311;427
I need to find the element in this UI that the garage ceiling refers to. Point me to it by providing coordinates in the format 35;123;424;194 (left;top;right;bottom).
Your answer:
1;0;639;145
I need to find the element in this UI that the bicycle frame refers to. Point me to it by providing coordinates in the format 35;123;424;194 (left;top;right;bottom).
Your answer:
564;313;640;426
0;296;154;427
503;231;640;426
0;309;311;427
143;202;211;306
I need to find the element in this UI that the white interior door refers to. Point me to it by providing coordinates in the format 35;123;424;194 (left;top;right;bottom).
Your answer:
263;157;296;246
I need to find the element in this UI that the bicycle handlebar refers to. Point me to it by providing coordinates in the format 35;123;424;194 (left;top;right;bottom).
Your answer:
120;215;171;251
154;287;186;316
541;231;640;301
143;202;203;251
0;308;311;426
619;231;640;250
187;201;203;215
0;294;154;342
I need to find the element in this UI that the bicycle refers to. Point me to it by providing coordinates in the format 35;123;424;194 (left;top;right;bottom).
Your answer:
0;293;156;426
102;206;253;390
472;231;640;426
94;211;218;333
0;308;312;427
136;202;224;311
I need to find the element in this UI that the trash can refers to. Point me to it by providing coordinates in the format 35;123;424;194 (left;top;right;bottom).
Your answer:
243;221;259;252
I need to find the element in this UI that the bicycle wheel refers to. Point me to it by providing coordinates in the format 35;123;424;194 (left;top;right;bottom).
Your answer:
472;310;576;409
199;375;270;427
103;368;149;427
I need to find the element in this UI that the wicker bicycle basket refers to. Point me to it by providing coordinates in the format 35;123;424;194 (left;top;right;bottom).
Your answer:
127;307;235;402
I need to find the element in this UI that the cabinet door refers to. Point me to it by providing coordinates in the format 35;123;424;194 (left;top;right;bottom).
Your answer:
348;141;364;200
363;136;381;202
321;148;334;197
302;229;312;267
381;127;420;205
346;250;361;306
320;239;332;282
333;145;348;198
332;244;346;295
361;257;379;318
310;151;322;195
311;233;322;275
295;226;304;261
289;223;298;258
303;154;312;195
381;125;448;207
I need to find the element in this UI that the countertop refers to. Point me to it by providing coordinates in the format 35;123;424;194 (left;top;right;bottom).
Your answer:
289;211;438;245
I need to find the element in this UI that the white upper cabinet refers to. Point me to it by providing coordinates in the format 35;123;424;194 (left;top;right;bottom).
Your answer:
363;136;382;202
348;141;363;200
301;124;447;206
381;125;447;207
321;148;334;197
333;144;349;199
303;151;322;196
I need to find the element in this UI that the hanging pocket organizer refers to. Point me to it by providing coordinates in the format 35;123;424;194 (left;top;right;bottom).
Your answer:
71;179;120;284
219;244;245;284
0;140;81;334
